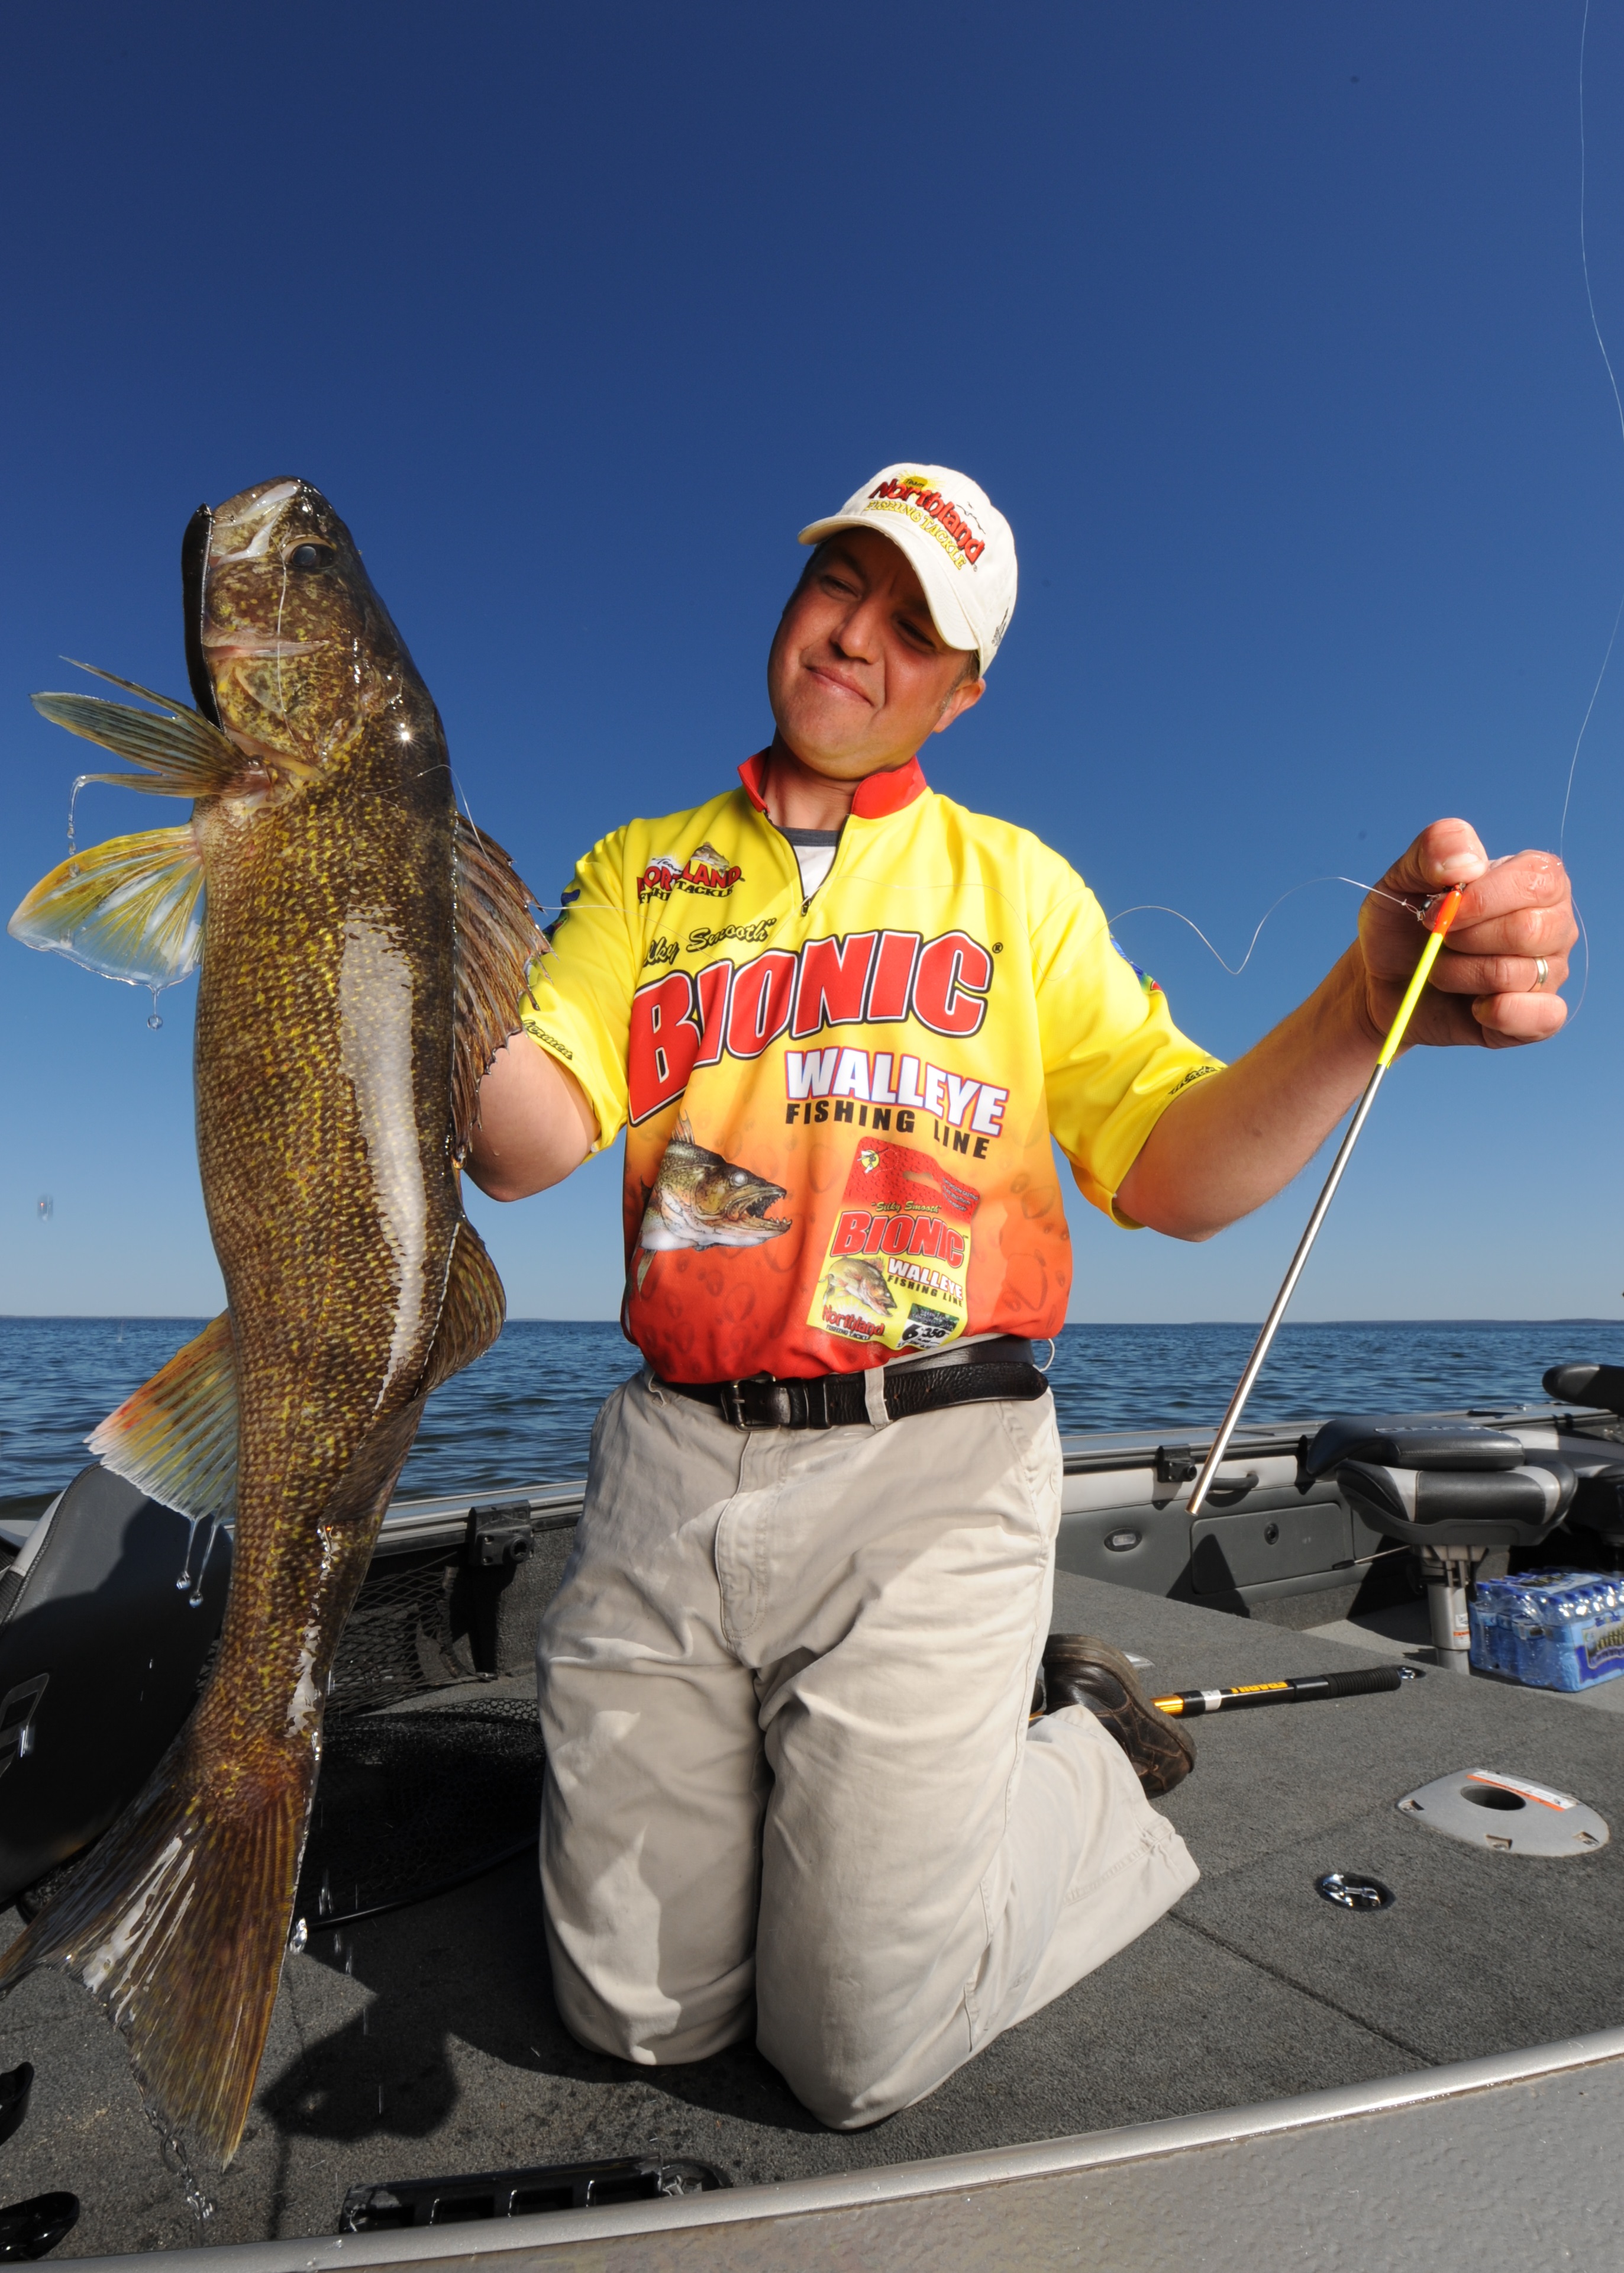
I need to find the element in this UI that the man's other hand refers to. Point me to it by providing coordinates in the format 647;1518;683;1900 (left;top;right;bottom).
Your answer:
1357;820;1576;1052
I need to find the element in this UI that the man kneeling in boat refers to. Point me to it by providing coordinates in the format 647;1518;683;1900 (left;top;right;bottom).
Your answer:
468;464;1575;2127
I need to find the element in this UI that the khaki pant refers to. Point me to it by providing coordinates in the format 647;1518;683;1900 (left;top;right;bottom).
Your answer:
537;1371;1199;2129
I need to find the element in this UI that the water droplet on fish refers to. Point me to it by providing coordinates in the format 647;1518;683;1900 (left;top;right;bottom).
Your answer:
377;2085;385;2115
35;1195;52;1223
288;1917;308;1954
318;1872;332;1917
176;1515;202;1592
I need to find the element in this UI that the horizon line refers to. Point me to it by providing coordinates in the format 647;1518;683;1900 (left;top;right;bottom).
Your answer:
2;1315;1620;1330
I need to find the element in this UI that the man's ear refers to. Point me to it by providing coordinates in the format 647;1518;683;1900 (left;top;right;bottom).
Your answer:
931;676;986;735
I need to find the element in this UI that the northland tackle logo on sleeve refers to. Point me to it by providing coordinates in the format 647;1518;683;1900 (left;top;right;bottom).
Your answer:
636;842;744;905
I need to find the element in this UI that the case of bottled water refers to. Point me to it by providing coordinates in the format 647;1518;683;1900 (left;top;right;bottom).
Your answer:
1470;1571;1624;1690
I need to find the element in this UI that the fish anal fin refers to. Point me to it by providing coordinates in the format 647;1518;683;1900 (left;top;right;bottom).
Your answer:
32;666;243;798
0;1724;312;2166
451;814;547;1155
9;827;206;990
87;1313;237;1519
419;1219;506;1399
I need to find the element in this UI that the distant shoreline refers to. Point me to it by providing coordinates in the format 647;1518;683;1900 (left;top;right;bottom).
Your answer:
3;1316;1620;1330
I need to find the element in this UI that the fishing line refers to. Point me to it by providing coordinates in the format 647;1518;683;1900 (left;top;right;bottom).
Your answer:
1106;875;1423;977
1562;0;1624;865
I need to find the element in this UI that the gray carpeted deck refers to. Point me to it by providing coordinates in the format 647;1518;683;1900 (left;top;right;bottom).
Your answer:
2;1572;1620;2257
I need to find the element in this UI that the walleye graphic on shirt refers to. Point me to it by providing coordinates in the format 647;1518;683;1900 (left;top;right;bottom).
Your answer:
811;1139;980;1352
633;1113;790;1293
816;1254;896;1327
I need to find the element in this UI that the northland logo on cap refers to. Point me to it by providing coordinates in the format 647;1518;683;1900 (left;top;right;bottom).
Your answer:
867;472;989;562
798;461;1018;671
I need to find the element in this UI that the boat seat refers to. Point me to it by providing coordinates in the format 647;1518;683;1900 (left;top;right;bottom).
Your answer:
0;1464;231;1906
1544;1360;1624;1414
1333;1459;1575;1550
1568;1462;1624;1542
1303;1417;1573;1672
1303;1417;1526;1475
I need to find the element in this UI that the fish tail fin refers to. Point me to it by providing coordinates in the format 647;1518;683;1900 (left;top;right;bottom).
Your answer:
0;1736;314;2166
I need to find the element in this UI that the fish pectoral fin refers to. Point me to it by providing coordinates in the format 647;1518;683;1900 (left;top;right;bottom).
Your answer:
419;1218;506;1398
8;826;205;988
87;1311;237;1520
451;814;547;1155
32;664;244;796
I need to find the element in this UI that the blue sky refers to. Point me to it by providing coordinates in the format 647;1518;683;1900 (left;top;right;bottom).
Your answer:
3;1;1622;1323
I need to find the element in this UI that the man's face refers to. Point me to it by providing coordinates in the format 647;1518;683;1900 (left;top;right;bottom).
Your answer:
766;529;984;780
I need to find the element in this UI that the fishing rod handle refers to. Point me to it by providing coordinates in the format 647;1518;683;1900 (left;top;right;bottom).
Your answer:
1155;1665;1406;1716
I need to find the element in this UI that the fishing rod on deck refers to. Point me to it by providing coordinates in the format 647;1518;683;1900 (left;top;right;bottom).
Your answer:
1186;885;1465;1520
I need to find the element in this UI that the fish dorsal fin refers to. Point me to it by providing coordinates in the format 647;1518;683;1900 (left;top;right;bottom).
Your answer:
87;1312;238;1520
419;1218;506;1400
32;662;243;797
673;1111;695;1144
451;813;547;1155
8;827;205;986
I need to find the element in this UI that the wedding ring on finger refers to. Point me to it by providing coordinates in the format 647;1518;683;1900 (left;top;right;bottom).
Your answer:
1531;956;1549;992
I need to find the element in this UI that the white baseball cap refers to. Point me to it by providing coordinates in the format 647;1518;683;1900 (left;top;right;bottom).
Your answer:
798;462;1018;673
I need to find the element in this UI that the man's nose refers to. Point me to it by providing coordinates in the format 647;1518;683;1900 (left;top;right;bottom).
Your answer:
830;596;886;662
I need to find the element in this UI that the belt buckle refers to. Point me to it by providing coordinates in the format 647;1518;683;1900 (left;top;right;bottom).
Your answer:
719;1375;793;1430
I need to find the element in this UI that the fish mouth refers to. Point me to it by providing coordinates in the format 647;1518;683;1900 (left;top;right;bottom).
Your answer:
721;1188;784;1223
209;477;305;559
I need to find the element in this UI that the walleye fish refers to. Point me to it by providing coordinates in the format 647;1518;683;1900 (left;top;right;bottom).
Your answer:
4;477;543;2163
818;1255;896;1323
636;1114;790;1254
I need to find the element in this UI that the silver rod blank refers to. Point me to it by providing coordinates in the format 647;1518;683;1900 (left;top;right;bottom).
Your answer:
1186;1061;1390;1518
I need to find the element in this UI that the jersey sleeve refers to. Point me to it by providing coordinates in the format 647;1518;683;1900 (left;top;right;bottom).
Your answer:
1031;860;1223;1227
518;831;637;1152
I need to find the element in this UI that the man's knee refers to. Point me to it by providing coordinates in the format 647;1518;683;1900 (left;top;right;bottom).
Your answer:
756;1946;968;2130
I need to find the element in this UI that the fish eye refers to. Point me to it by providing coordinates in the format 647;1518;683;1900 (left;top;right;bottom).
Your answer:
286;542;336;570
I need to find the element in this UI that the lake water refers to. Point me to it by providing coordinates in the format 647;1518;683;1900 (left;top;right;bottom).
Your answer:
3;1314;1621;1515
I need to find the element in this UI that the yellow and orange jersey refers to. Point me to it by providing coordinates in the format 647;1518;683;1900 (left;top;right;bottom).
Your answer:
521;753;1221;1382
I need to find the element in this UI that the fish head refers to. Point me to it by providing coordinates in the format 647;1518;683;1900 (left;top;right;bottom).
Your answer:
692;1158;790;1240
656;1138;790;1247
192;478;427;784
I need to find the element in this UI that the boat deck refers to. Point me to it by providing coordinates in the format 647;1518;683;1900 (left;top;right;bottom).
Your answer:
3;1569;1621;2259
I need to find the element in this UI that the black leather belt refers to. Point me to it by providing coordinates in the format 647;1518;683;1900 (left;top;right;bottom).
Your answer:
662;1338;1048;1431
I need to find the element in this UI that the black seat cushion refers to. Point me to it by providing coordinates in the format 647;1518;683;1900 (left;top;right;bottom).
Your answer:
1338;1458;1575;1549
1571;1462;1624;1542
1304;1417;1525;1479
1544;1362;1624;1414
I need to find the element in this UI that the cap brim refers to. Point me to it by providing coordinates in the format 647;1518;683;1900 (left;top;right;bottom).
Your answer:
797;512;983;669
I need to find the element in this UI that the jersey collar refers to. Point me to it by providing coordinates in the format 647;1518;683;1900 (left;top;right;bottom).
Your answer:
737;749;928;820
